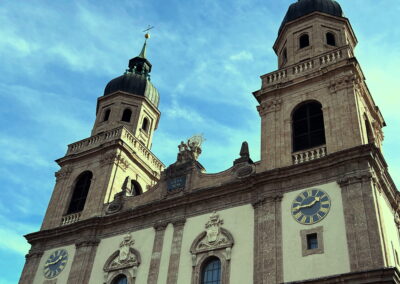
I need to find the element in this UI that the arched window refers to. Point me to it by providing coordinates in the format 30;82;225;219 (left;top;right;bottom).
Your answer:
299;34;310;49
326;32;336;46
281;47;287;65
121;109;132;122
111;274;127;284
292;101;326;152
365;119;374;144
201;257;221;284
141;117;149;132
103;109;111;122
131;180;143;196
67;171;93;214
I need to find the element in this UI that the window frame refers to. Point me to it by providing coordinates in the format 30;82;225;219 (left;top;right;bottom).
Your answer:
300;226;324;256
190;226;234;284
103;109;111;122
66;171;93;215
200;256;222;284
111;274;128;284
121;108;132;123
141;117;150;133
326;32;336;46
291;101;326;152
299;33;310;49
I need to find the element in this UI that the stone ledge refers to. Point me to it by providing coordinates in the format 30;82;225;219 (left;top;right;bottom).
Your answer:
283;267;400;284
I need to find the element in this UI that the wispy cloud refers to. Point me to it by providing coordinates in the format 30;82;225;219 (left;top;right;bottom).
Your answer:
229;51;254;61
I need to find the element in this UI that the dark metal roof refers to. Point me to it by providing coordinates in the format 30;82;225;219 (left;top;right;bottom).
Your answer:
278;0;344;35
104;72;160;108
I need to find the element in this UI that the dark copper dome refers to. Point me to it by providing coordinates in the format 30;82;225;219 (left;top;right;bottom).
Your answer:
279;0;344;35
104;72;159;108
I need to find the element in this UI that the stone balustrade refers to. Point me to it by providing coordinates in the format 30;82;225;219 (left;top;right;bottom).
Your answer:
61;212;81;226
261;46;351;88
66;126;164;172
263;70;287;85
67;128;122;154
292;145;327;165
293;60;314;74
319;49;342;65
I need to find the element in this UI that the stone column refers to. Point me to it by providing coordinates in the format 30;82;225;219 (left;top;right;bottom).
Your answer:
67;237;100;284
339;174;385;271
19;249;43;284
147;221;168;284
166;218;186;284
252;195;283;284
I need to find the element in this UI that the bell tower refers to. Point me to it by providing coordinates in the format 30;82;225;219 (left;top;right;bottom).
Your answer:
92;34;160;149
254;0;385;170
40;34;164;230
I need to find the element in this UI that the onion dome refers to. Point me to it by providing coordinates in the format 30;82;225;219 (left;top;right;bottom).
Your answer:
278;0;344;35
104;35;160;108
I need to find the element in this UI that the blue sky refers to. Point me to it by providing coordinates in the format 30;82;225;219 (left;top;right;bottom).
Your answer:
0;0;399;283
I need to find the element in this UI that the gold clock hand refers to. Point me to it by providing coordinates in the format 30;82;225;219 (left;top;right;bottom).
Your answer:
45;256;62;267
293;196;321;211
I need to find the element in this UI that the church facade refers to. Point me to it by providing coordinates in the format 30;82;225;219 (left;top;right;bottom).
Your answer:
19;0;400;283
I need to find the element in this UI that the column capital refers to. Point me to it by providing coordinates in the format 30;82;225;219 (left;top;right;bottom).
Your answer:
154;221;169;231
172;218;186;227
75;237;100;248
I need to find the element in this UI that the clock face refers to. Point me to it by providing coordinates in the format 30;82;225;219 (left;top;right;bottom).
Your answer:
43;249;68;279
291;189;331;225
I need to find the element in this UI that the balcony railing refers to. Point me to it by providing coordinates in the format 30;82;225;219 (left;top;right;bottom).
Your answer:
66;126;164;172
292;145;327;165
61;212;81;226
261;46;352;88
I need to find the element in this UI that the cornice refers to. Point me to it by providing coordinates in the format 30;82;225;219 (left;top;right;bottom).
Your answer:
26;144;397;248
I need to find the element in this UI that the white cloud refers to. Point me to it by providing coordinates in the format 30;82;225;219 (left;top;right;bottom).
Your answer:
229;50;254;61
0;216;36;256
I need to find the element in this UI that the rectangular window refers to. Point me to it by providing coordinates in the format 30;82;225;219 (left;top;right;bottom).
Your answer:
307;233;318;250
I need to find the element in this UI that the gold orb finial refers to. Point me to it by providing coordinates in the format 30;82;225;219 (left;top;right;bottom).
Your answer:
145;33;150;39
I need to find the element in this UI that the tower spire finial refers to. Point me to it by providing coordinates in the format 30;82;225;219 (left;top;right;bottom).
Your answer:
138;25;154;58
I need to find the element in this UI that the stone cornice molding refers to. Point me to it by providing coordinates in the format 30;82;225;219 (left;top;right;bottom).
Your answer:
338;171;375;187
25;250;43;260
55;165;73;181
26;144;397;248
257;98;282;116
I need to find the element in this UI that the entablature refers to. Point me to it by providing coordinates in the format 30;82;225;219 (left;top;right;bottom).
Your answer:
26;144;398;250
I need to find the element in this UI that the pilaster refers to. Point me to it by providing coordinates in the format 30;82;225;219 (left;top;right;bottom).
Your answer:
67;237;100;284
19;249;44;284
339;173;385;271
252;194;283;284
166;218;186;284
147;221;168;284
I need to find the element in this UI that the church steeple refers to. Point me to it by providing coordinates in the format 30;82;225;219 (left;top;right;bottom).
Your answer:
128;33;152;78
254;0;385;170
92;32;161;148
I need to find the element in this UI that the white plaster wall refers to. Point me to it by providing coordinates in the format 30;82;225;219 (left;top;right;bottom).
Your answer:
33;244;75;284
157;223;173;284
282;182;350;282
376;191;400;268
176;204;254;284
88;227;155;284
